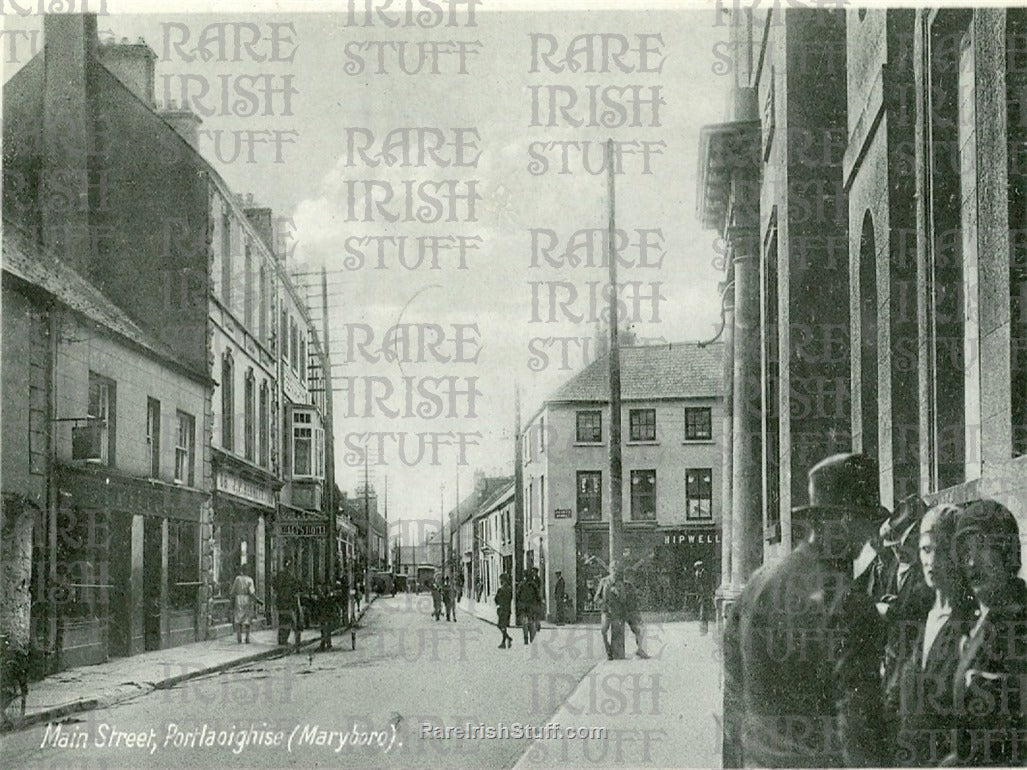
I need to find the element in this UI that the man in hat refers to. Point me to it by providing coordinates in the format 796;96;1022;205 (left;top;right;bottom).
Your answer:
722;453;889;768
691;560;713;634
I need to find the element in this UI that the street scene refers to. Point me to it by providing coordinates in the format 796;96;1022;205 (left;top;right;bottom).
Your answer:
2;1;1026;768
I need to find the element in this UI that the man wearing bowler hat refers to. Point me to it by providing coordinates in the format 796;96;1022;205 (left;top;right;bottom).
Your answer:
722;453;889;768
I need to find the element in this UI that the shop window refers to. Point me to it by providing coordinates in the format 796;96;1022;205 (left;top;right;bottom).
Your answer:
576;410;602;443
684;407;712;441
168;520;200;609
629;409;656;441
57;507;112;618
577;471;602;521
175;411;195;486
221;351;234;451
146;397;160;478
686;468;714;520
630;470;656;521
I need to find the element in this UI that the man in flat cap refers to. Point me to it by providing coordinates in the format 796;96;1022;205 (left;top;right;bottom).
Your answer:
723;453;889;768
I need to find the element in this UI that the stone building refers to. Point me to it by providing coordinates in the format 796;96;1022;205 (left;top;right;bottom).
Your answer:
698;7;852;614
699;6;1027;616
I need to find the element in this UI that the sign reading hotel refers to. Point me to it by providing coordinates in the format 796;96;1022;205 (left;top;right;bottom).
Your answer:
215;469;274;508
277;521;327;538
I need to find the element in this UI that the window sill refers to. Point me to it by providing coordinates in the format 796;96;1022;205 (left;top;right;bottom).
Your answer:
626;441;659;446
682;439;714;445
573;442;604;447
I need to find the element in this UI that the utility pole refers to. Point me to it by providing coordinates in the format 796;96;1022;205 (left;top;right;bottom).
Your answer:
455;469;460;590
439;483;445;579
384;475;389;571
321;266;336;588
607;137;626;660
513;385;524;619
364;448;371;603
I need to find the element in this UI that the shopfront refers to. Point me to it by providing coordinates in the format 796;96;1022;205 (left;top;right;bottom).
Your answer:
55;465;207;669
575;524;721;618
211;464;274;632
274;507;329;591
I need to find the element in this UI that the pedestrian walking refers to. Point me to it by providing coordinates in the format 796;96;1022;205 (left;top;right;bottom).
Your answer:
517;570;541;644
475;576;483;603
948;499;1026;767
443;576;457;622
272;560;302;650
230;563;260;644
430;577;443;621
594;563;648;659
889;503;973;766
722;452;888;768
554;571;566;624
456;572;465;603
495;573;514;649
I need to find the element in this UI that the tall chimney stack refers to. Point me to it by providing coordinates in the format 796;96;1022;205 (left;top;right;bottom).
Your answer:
42;13;98;276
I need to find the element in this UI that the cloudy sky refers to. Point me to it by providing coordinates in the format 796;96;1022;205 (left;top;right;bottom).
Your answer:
4;3;732;540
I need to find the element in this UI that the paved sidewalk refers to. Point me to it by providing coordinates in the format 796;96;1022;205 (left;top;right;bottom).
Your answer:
1;600;376;734
511;621;723;769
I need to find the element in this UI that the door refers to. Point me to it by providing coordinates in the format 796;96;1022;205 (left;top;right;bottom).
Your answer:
143;517;163;651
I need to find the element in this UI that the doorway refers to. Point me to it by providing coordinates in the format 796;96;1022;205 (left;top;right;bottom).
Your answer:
143;517;163;651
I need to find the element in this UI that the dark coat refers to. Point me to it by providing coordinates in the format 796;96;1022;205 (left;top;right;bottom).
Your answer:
723;542;888;768
950;578;1027;767
889;607;969;766
496;584;512;626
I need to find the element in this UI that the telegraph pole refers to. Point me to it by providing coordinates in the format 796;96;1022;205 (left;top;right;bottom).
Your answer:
321;266;336;587
607;138;626;660
364;449;371;603
439;483;446;578
384;475;389;571
455;469;461;589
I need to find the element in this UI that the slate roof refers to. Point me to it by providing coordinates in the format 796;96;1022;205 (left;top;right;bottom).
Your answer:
551;342;724;403
448;476;514;527
2;221;208;383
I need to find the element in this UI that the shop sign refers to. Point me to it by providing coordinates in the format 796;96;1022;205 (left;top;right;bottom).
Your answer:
554;508;572;519
663;529;721;546
59;471;201;520
282;367;307;404
278;520;327;538
215;470;274;508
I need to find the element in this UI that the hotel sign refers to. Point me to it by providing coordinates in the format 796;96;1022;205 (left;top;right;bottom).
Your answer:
215;470;274;508
277;520;327;538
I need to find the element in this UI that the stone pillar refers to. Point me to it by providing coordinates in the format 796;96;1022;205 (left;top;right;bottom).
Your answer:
730;246;763;590
717;281;736;620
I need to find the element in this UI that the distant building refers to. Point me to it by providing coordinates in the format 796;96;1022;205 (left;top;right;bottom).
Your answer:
521;343;725;621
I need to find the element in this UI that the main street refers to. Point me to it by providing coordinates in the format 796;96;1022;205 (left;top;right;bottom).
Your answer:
2;597;621;768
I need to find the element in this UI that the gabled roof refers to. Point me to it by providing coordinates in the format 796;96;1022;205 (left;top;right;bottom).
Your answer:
550;342;724;403
447;476;514;528
2;221;208;383
476;480;515;518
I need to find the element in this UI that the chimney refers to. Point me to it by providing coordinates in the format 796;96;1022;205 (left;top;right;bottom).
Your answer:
98;36;156;106
158;100;203;149
244;206;275;255
43;14;98;276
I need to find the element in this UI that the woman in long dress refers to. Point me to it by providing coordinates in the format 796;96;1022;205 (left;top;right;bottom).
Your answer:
231;565;260;643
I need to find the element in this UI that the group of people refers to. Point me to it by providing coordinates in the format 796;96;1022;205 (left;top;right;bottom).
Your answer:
430;575;459;622
229;560;354;652
724;452;1026;768
489;568;544;648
